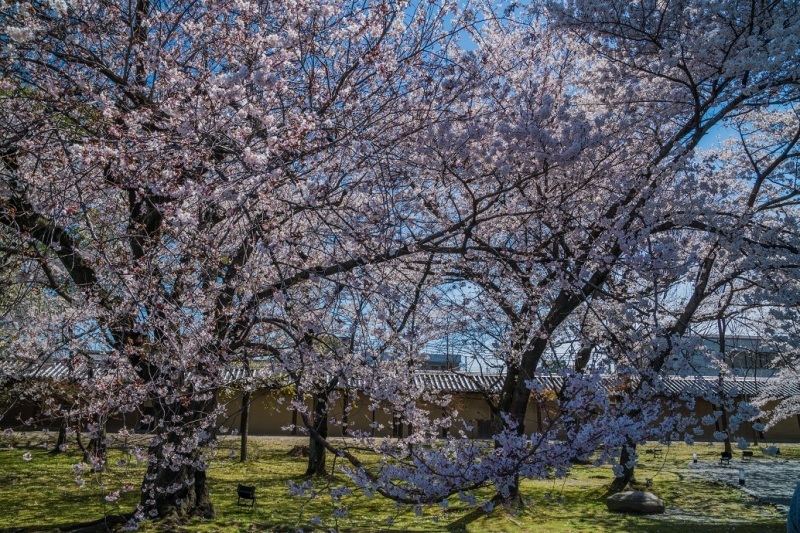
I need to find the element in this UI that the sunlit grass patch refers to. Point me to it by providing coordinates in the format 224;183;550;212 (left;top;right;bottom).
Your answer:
0;434;792;532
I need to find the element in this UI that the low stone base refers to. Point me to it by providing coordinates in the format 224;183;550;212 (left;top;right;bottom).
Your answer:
606;490;665;514
287;445;310;457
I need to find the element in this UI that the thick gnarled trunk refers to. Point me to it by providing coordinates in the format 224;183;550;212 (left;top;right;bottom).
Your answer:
142;458;214;520
141;395;218;520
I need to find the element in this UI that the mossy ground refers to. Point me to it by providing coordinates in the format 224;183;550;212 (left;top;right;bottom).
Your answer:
0;433;791;532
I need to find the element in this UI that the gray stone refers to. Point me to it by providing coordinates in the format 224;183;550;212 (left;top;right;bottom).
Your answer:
606;490;665;514
287;444;309;457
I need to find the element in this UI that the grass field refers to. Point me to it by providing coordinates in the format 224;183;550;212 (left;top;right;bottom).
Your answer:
0;432;792;532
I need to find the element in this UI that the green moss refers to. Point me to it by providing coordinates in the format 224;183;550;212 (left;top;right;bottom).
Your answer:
0;435;790;532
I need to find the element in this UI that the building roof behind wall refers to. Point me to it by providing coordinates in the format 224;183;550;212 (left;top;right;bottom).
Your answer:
412;371;800;399
4;362;799;400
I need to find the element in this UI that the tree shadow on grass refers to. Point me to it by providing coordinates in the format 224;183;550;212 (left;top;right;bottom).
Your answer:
444;506;489;532
0;513;133;533
442;496;786;533
572;514;786;533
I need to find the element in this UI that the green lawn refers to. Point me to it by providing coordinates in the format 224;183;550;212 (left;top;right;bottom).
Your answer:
0;433;791;532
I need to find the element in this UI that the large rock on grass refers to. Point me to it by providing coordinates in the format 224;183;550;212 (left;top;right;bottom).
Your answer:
287;445;310;457
606;490;665;514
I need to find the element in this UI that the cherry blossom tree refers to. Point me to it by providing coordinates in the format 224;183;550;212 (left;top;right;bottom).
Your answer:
467;0;800;496
0;0;487;520
320;0;800;503
2;0;799;525
586;102;800;486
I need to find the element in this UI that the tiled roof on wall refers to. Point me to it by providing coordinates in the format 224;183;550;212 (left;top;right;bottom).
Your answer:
3;361;798;399
411;371;799;399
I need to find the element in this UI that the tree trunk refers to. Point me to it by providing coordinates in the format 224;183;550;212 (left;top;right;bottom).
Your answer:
142;457;214;520
341;389;349;437
535;401;543;433
611;443;637;491
720;406;733;455
490;294;597;503
140;396;217;520
239;390;250;462
492;337;550;500
86;420;107;469
504;337;550;435
305;392;328;477
717;319;733;455
77;418;107;470
756;418;765;443
51;417;68;454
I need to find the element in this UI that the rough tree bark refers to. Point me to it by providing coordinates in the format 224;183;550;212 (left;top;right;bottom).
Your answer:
718;318;734;455
51;417;67;454
141;396;217;520
239;390;251;462
610;443;637;491
306;391;329;477
143;456;214;521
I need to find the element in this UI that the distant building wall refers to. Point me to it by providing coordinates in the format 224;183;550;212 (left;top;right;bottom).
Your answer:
3;380;799;443
220;388;551;440
219;388;800;443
